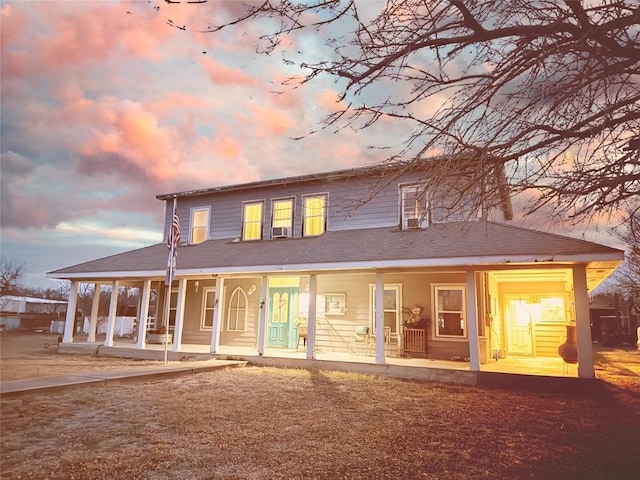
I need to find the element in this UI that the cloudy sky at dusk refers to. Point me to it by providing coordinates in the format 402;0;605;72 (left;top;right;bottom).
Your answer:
1;0;624;290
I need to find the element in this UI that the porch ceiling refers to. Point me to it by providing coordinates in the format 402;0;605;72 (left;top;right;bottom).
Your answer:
488;261;620;293
488;268;572;284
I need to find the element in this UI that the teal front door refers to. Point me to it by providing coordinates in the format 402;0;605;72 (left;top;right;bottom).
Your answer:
267;287;297;347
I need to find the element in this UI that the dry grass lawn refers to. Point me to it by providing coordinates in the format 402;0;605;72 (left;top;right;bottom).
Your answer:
1;332;639;479
0;333;172;381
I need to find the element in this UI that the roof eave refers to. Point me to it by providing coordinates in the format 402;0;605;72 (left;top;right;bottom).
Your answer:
46;252;623;281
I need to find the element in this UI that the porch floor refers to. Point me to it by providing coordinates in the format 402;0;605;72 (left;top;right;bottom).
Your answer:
62;336;579;379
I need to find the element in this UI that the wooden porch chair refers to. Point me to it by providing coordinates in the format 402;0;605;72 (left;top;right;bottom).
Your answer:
384;326;401;357
371;326;399;356
349;326;370;354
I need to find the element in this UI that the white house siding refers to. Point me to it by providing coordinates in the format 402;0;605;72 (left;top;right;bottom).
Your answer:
385;271;475;360
171;270;490;360
179;278;261;347
162;169;490;243
168;178;399;242
179;278;218;344
314;273;375;353
310;271;482;359
217;278;261;348
173;270;574;361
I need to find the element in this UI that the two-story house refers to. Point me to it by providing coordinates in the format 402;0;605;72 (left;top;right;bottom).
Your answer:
48;161;623;379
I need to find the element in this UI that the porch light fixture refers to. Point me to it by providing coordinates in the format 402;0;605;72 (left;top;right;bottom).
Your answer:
194;281;200;293
248;284;257;296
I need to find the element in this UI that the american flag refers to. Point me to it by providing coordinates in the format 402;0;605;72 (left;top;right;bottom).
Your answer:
165;202;180;286
167;207;181;249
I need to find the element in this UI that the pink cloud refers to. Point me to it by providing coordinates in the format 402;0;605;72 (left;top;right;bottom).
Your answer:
0;4;27;47
120;29;165;61
66;95;182;182
1;2;182;85
316;89;346;113
199;130;244;159
246;104;295;137
148;92;212;116
202;56;254;86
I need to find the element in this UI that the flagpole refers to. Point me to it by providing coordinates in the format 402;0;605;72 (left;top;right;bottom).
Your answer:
163;275;171;366
163;197;177;366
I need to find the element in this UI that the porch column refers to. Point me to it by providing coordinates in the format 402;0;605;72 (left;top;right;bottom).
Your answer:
466;271;480;371
307;274;317;360
134;286;143;342
172;278;187;352
375;272;385;364
257;276;268;355
103;280;119;347
136;280;152;349
210;277;225;353
573;264;595;378
87;283;101;342
62;280;78;344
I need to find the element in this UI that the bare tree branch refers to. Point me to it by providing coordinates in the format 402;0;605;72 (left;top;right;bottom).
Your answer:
0;257;25;296
163;0;640;226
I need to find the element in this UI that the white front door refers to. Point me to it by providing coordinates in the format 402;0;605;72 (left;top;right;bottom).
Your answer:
505;296;534;355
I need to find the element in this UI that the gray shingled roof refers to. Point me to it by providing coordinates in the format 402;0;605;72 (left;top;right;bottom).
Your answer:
48;221;622;278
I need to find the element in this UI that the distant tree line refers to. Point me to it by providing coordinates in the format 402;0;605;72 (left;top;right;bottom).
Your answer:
0;256;141;317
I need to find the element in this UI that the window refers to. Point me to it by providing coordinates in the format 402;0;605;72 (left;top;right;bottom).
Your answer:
227;286;248;331
401;184;428;229
538;296;567;323
434;285;466;338
369;284;402;335
190;207;210;244
201;287;216;329
303;194;327;236
168;288;178;328
271;198;294;238
242;202;263;241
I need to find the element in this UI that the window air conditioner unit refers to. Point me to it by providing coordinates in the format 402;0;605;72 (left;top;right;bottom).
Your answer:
406;218;421;229
272;226;290;238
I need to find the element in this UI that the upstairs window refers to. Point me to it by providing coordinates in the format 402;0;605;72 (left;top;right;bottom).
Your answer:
303;194;327;236
190;207;210;244
401;184;428;229
242;201;263;241
271;198;294;238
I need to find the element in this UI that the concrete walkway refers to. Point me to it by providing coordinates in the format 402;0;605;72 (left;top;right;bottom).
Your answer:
0;359;247;397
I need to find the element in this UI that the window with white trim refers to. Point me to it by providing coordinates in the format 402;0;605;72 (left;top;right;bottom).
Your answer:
168;287;178;328
227;286;248;331
201;287;216;329
303;194;327;236
190;207;210;244
369;284;403;336
434;285;466;338
271;198;294;238
242;201;263;241
401;184;428;229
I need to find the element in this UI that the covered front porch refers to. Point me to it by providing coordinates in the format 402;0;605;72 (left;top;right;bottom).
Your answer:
56;263;601;380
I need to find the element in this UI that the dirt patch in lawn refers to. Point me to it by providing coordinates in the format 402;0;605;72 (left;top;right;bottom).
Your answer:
0;332;177;381
1;333;638;479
